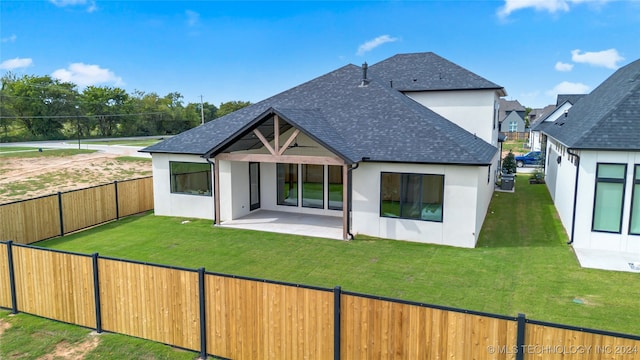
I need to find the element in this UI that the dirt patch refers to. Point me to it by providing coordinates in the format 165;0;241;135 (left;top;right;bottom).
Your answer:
0;318;11;337
37;335;100;360
0;152;151;204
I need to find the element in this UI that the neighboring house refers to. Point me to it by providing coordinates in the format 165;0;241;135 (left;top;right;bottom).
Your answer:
538;59;640;260
503;111;526;133
498;98;526;133
527;104;556;150
531;95;585;151
142;52;506;248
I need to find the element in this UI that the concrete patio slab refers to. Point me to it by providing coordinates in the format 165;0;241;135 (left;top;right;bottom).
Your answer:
573;247;640;273
220;210;344;240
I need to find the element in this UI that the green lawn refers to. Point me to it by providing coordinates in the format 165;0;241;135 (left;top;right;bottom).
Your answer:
35;175;640;335
502;139;529;154
0;311;205;359
0;149;95;158
83;139;161;146
0;146;42;153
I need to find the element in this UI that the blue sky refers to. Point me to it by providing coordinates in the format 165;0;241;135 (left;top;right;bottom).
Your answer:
1;0;639;109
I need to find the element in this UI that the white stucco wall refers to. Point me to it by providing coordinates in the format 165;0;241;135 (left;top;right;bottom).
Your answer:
218;160;252;221
351;162;488;248
405;89;500;147
572;151;640;253
543;139;640;253
150;153;214;220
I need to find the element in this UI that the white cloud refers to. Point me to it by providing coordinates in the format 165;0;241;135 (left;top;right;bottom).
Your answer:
186;10;200;27
0;57;33;70
356;35;399;56
497;0;613;18
51;63;123;87
49;0;96;13
555;61;574;72
1;34;17;43
546;81;590;96
571;48;624;69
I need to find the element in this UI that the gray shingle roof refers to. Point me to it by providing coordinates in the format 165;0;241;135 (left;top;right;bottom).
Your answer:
556;94;585;106
542;59;640;150
143;60;499;165
368;52;505;94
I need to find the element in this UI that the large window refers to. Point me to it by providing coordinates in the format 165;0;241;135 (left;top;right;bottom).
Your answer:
630;165;640;235
302;164;324;208
277;163;298;206
592;163;626;233
328;165;343;210
509;120;517;132
170;162;212;196
380;172;444;222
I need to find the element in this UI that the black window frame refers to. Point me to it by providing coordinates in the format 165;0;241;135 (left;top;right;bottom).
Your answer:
277;163;299;207
301;164;324;209
629;165;640;235
591;163;627;234
328;165;343;210
169;161;212;196
379;172;444;223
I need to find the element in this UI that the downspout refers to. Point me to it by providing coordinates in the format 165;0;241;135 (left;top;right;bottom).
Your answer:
346;161;361;240
205;157;216;225
566;148;580;245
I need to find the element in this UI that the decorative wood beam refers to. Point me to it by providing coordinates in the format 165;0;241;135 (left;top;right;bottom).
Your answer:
253;129;276;156
278;129;300;156
274;115;280;155
216;153;345;166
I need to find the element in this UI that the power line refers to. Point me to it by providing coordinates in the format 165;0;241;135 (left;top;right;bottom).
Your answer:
0;112;164;119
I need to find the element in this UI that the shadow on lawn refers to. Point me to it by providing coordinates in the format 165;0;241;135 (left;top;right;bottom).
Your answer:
477;175;570;248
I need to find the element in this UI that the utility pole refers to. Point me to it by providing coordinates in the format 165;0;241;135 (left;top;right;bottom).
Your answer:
200;95;205;125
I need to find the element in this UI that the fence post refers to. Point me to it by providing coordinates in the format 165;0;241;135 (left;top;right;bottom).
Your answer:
516;313;526;360
57;192;64;236
198;267;207;359
333;286;341;360
114;181;120;220
92;253;102;333
6;241;18;314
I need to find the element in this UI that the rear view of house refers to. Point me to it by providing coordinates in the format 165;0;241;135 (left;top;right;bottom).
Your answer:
142;52;505;248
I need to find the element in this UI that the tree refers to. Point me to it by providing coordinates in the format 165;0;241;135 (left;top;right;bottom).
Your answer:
80;86;130;137
502;150;517;174
0;73;78;139
217;100;251;117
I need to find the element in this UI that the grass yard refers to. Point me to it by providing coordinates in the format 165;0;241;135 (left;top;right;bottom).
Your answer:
0;148;95;158
82;139;161;146
0;311;206;359
37;175;640;336
502;139;529;154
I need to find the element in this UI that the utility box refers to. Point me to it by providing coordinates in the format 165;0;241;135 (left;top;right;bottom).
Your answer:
501;174;514;190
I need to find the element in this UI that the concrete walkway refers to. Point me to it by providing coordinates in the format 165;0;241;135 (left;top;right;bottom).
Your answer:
220;210;344;240
573;247;640;273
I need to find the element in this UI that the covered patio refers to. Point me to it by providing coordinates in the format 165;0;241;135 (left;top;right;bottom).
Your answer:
219;210;344;240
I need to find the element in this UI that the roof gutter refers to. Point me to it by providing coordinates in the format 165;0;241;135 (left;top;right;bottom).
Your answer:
566;148;580;245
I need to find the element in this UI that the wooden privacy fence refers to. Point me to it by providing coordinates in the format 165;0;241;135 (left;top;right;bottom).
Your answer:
0;177;153;245
1;242;639;359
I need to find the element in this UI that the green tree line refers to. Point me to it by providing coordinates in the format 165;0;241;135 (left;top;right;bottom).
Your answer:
0;73;251;142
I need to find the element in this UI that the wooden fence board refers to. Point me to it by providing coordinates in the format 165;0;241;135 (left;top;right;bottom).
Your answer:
98;259;200;351
0;244;10;308
12;246;95;328
0;195;59;244
525;323;640;360
117;177;154;217
340;295;518;360
205;275;334;360
61;184;117;233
